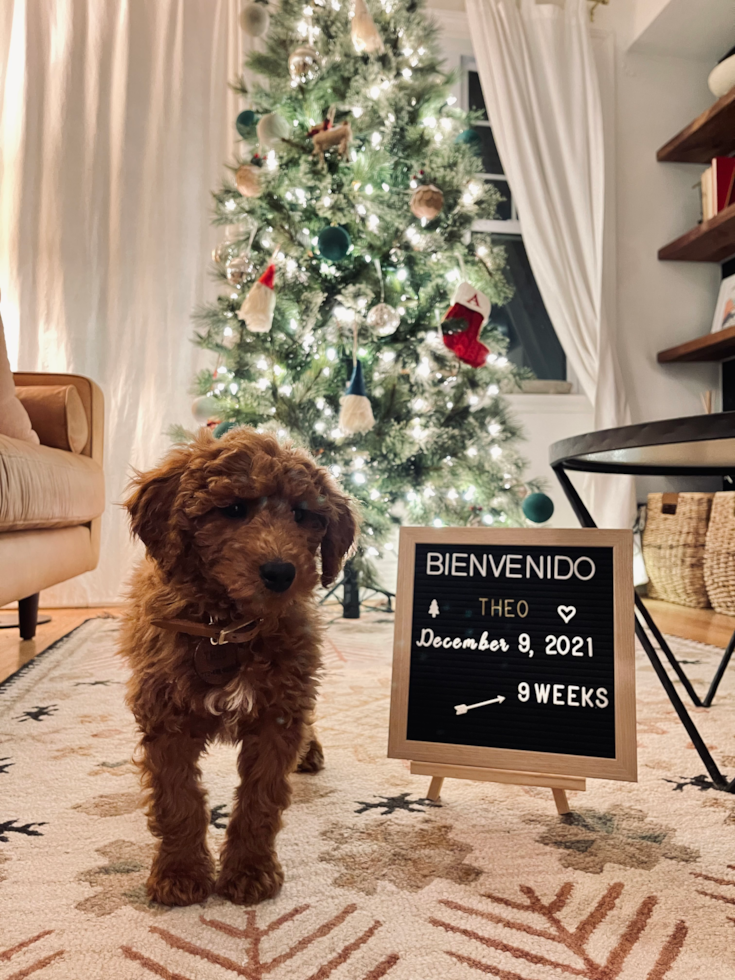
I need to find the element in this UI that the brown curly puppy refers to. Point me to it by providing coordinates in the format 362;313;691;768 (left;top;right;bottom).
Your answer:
118;427;357;907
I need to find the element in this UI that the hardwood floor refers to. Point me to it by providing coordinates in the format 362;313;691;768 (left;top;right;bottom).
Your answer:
0;599;733;688
642;598;735;650
0;606;123;685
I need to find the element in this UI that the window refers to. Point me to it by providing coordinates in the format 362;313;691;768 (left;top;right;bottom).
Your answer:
463;60;566;382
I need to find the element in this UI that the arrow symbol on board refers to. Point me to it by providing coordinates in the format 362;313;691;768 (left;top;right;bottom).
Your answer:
454;695;505;715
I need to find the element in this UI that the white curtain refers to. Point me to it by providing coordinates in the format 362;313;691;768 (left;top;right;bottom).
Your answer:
0;0;247;604
465;0;635;529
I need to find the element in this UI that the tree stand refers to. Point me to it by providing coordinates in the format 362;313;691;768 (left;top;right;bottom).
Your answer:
320;557;396;619
342;560;361;619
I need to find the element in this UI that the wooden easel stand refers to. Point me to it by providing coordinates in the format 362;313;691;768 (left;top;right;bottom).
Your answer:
410;762;586;815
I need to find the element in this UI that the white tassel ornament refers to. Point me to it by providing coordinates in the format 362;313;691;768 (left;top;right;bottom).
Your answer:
238;263;276;333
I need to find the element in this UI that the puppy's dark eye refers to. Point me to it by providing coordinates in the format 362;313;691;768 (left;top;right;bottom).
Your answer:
293;507;326;529
219;500;249;520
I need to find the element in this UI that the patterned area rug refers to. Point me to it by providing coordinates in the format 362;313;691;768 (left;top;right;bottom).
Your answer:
1;613;734;979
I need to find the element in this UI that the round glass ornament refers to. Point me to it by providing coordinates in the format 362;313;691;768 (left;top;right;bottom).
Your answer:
367;303;400;337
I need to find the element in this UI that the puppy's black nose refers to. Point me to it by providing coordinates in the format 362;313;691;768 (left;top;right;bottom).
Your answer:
259;561;296;593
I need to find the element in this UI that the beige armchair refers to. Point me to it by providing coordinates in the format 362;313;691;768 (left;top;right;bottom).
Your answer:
0;373;105;637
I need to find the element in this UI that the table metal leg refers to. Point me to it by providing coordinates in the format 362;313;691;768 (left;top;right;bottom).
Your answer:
634;615;731;789
634;594;703;707
552;463;734;793
703;629;735;708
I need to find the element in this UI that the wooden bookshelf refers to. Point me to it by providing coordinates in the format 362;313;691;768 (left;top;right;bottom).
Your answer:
657;87;735;163
658;201;735;263
658;325;735;363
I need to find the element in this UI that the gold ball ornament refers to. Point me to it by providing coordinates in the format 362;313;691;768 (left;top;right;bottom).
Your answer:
240;1;269;37
256;111;290;148
235;163;262;198
288;45;320;83
410;183;444;220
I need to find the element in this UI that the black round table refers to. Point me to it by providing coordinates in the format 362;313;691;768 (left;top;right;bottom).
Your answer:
550;412;735;793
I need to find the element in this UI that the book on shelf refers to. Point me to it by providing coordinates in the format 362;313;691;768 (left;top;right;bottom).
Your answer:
701;167;714;221
701;157;735;222
713;157;735;212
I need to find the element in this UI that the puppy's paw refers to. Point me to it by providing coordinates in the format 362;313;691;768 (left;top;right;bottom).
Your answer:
296;737;325;773
147;869;214;907
216;860;284;905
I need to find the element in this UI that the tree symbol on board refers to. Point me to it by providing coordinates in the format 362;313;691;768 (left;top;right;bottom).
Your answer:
429;599;440;618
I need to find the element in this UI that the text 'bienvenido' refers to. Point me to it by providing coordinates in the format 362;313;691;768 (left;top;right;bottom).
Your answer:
424;552;596;581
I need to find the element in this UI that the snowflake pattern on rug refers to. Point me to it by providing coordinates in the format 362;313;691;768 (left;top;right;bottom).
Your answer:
354;793;440;815
529;806;700;874
15;704;58;723
320;820;483;895
0;818;46;842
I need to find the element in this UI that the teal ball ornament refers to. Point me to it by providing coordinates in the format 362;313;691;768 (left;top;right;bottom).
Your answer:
236;110;258;137
522;492;554;524
213;421;239;439
455;128;481;146
318;225;351;262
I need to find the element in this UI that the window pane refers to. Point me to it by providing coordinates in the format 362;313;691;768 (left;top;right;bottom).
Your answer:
467;71;488;120
487;179;512;221
487;236;566;380
474;126;504;176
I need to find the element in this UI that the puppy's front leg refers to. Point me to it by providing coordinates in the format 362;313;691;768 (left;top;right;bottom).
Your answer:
139;729;215;906
216;711;304;905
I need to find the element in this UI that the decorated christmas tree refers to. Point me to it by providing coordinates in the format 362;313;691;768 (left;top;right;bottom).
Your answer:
188;0;536;595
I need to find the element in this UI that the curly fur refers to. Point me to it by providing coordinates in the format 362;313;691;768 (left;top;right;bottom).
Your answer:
118;427;357;907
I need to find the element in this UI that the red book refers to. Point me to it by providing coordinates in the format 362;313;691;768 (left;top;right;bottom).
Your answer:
712;157;735;212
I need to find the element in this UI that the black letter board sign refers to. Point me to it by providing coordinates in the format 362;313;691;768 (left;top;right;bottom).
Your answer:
388;528;636;782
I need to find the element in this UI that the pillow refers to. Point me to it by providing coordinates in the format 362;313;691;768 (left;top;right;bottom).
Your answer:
0;308;39;445
15;385;89;454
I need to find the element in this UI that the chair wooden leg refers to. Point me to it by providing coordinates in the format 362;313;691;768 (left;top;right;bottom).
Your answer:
18;593;40;640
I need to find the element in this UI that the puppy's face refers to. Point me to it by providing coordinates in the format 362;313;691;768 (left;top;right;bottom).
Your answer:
125;428;357;613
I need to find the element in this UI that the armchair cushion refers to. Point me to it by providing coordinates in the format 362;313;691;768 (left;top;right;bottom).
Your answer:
0;310;38;445
0;434;104;532
15;384;89;454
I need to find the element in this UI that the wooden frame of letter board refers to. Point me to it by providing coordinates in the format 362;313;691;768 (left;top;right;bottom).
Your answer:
388;527;637;784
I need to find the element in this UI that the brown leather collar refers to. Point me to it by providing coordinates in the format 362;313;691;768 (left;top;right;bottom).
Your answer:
151;616;261;646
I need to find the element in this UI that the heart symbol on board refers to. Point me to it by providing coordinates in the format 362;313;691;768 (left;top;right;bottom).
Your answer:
557;605;577;624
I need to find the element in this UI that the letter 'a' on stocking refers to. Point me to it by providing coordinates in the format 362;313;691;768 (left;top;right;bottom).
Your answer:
441;282;492;368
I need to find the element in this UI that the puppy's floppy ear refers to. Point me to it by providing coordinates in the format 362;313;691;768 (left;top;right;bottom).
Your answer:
124;459;184;571
320;485;358;587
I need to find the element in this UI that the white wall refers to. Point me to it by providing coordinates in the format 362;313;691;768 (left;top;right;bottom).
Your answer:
597;0;723;424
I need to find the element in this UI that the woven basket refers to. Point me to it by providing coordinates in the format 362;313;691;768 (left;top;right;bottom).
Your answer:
704;492;735;614
642;492;714;607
